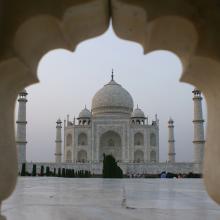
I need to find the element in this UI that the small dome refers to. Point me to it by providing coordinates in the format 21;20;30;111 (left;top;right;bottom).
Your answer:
78;107;91;118
168;117;174;124
56;118;62;123
19;89;28;96
92;78;134;116
131;106;145;118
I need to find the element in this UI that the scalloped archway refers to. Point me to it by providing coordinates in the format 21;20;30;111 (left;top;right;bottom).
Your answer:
1;0;220;210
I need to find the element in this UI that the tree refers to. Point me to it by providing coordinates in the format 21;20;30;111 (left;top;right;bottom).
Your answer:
40;165;44;176
46;166;50;176
58;168;61;177
32;164;36;176
66;169;70;177
102;154;123;178
71;169;75;177
21;163;26;176
62;168;66;177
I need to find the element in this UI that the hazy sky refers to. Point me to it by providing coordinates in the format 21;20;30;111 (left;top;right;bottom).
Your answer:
18;25;206;162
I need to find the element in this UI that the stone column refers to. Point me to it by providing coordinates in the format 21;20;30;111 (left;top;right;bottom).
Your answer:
168;118;175;163
192;89;205;163
55;119;62;163
16;89;28;164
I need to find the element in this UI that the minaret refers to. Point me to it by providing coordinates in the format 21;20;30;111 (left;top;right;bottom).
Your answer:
55;118;62;163
192;89;205;163
16;89;28;164
168;118;175;163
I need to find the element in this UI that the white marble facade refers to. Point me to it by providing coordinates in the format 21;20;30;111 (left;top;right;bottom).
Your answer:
62;75;159;164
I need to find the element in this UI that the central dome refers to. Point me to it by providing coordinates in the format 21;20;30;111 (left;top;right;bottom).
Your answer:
92;77;134;116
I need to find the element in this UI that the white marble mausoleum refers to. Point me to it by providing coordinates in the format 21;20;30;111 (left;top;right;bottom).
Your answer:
16;73;205;175
60;73;159;164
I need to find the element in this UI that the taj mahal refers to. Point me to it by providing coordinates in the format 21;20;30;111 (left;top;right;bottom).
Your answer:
16;72;205;175
60;72;159;164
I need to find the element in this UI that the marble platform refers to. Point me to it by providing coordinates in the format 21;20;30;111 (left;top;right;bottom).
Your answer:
2;178;220;220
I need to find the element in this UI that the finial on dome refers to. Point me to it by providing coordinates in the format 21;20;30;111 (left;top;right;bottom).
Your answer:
111;69;114;81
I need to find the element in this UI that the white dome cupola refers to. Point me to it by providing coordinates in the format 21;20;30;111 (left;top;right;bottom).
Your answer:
91;71;134;117
131;105;146;118
131;105;146;125
77;106;91;125
78;106;91;119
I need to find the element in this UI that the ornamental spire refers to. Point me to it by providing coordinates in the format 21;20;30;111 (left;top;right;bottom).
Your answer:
111;69;114;81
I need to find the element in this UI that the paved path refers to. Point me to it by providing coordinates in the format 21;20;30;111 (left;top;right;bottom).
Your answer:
2;178;220;220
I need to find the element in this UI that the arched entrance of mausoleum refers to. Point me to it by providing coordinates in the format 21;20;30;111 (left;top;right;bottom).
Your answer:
99;131;122;162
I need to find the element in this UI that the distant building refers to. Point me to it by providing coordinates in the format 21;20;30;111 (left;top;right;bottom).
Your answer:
16;74;205;174
58;72;159;164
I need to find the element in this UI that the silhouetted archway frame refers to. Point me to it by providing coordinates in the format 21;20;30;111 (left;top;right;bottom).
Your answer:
1;0;220;211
